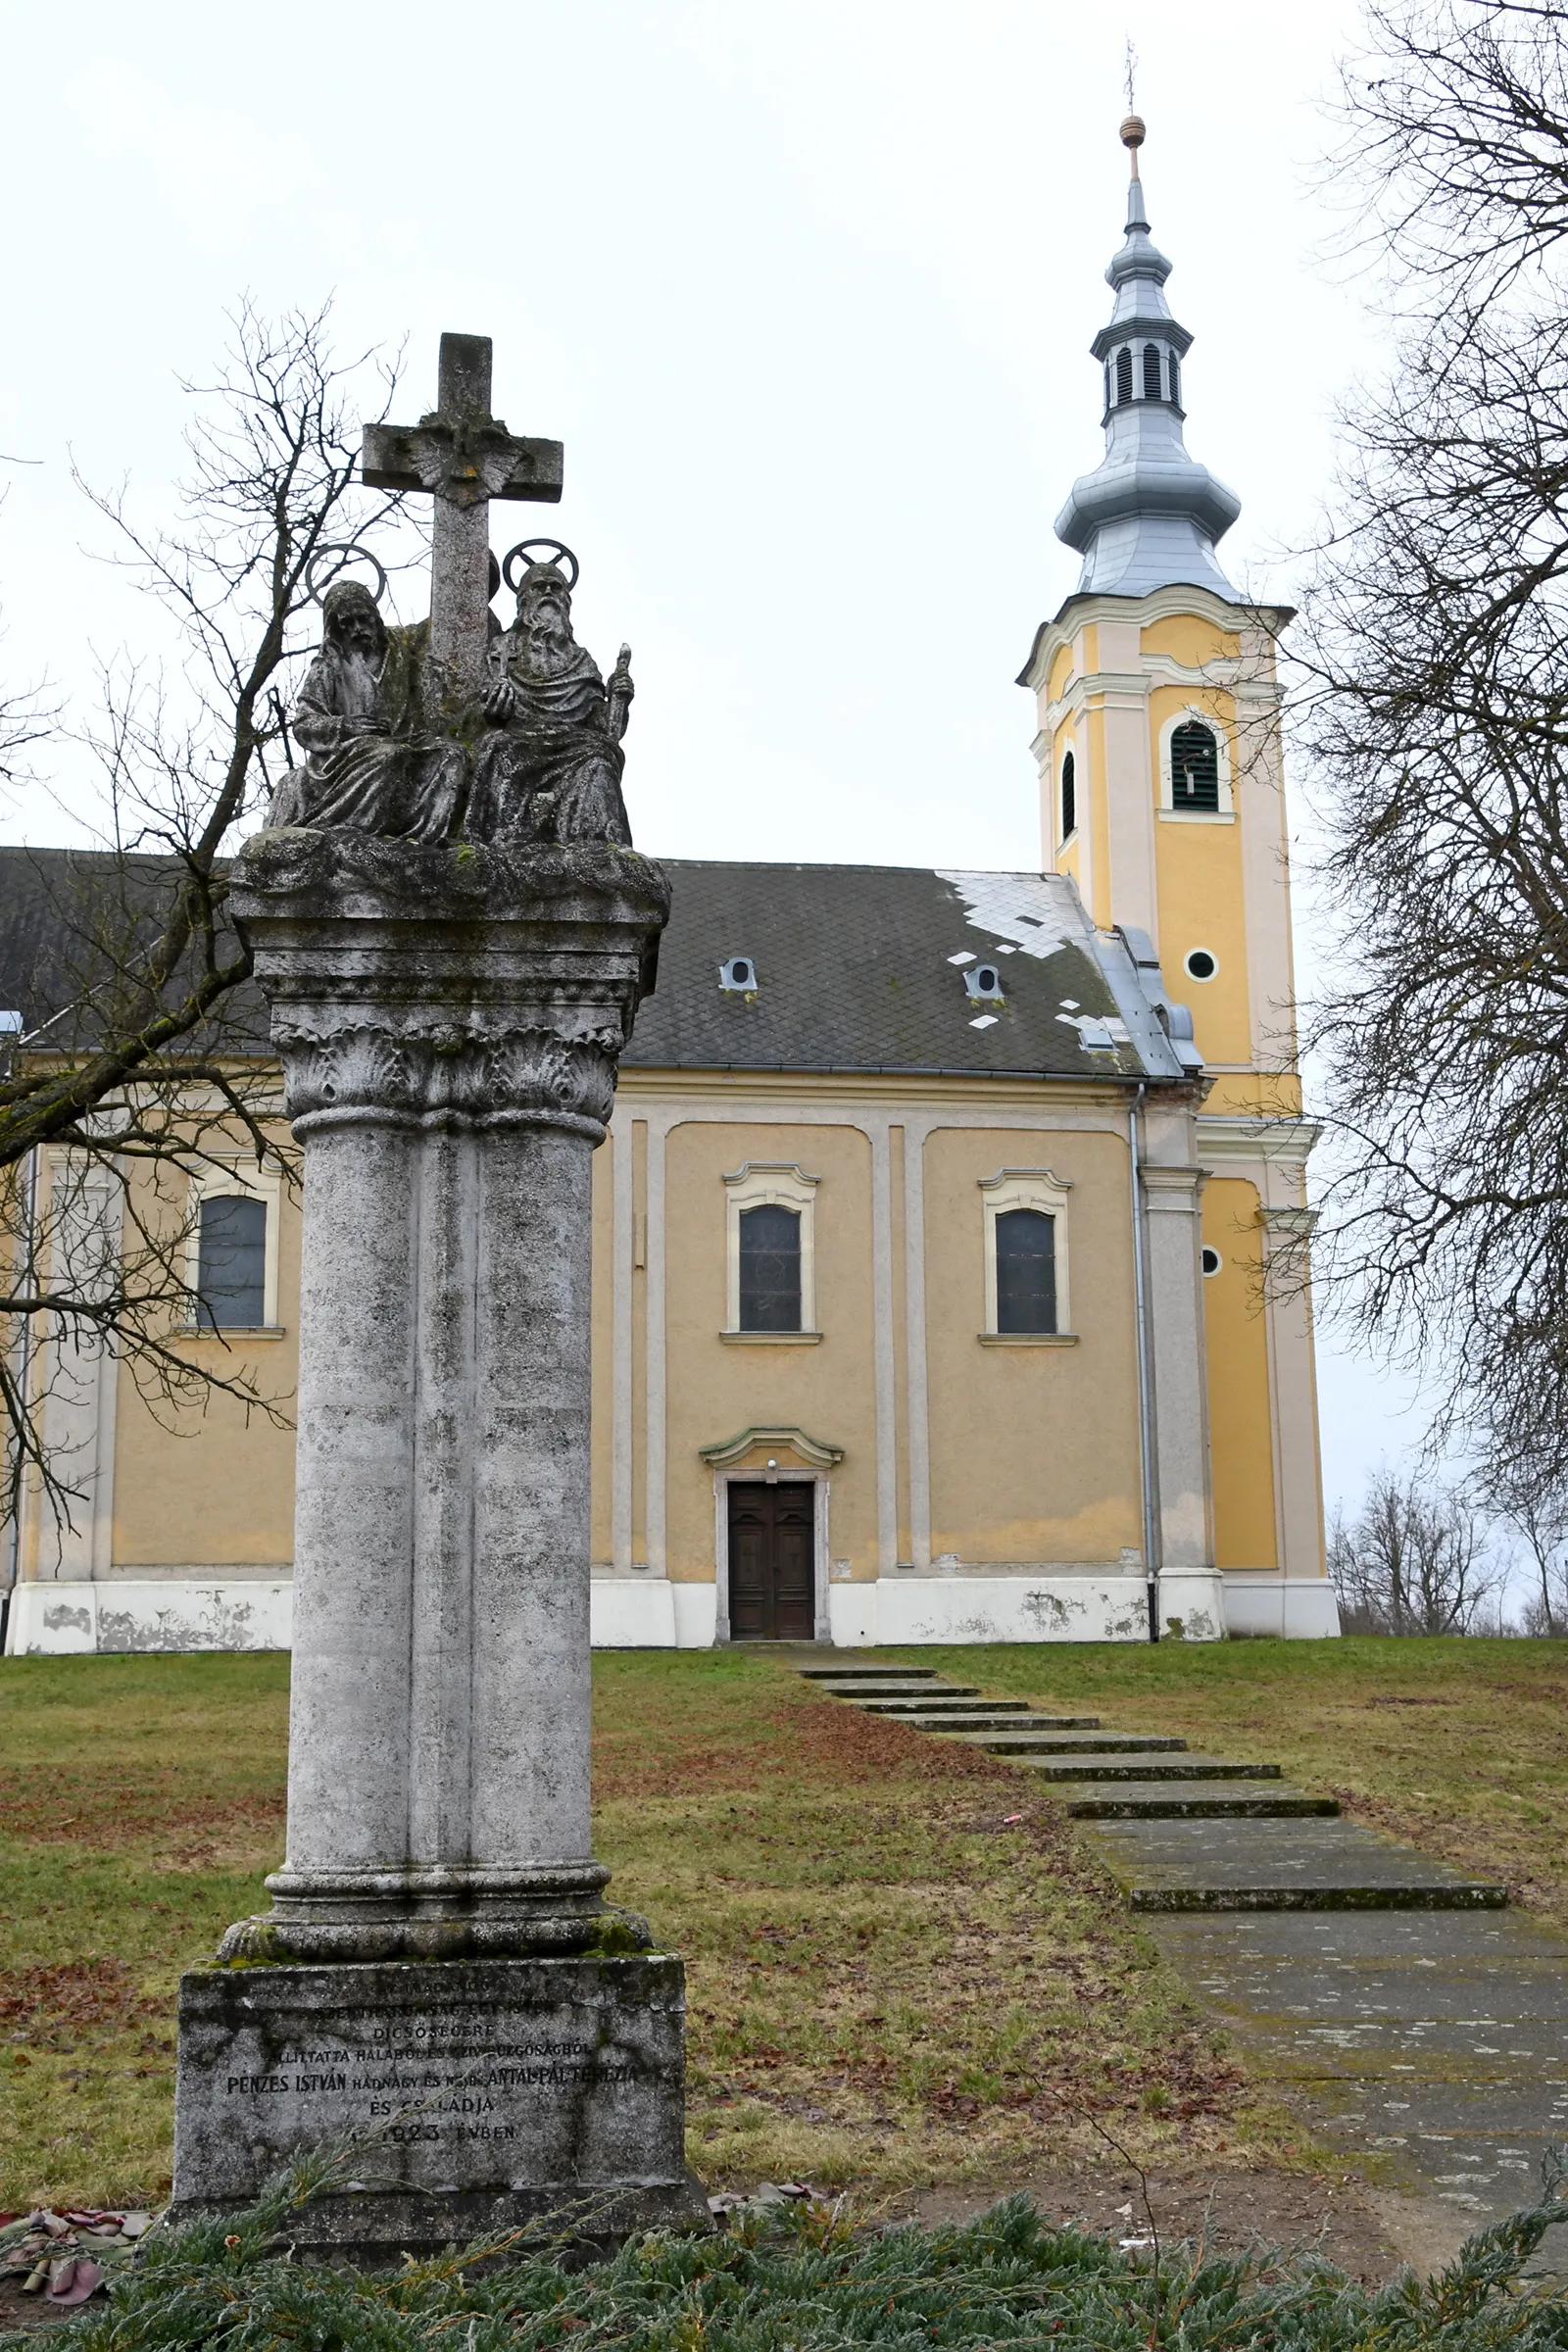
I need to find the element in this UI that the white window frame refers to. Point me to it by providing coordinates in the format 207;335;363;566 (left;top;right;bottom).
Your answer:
723;1162;818;1336
185;1161;283;1333
980;1167;1073;1338
1157;705;1235;819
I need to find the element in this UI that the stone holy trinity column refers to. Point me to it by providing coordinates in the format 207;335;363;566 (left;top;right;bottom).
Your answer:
172;335;700;2257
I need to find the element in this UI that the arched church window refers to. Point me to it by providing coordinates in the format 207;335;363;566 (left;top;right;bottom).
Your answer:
1170;720;1221;812
738;1202;802;1332
1167;353;1181;407
1142;343;1162;400
1115;347;1134;405
1060;749;1076;842
197;1194;267;1328
995;1209;1057;1335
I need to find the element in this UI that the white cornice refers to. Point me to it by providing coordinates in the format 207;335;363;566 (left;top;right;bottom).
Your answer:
1198;1114;1321;1166
1043;652;1281;735
1018;582;1294;695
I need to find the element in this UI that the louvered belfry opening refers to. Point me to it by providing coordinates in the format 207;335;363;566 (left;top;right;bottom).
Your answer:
1142;343;1162;400
1115;346;1134;405
1170;719;1221;812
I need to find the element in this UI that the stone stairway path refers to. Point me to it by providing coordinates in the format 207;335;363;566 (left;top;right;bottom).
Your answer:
796;1656;1568;2269
798;1663;1503;1908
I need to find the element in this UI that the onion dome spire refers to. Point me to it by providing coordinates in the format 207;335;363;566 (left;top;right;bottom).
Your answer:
1054;118;1242;600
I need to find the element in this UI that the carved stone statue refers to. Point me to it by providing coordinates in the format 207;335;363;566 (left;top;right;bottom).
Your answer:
463;558;633;848
270;581;466;843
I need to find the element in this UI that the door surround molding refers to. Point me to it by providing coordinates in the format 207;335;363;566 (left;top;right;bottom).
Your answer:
711;1468;832;1643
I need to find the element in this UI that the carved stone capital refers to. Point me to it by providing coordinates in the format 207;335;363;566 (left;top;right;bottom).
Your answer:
230;830;669;1139
272;1019;623;1135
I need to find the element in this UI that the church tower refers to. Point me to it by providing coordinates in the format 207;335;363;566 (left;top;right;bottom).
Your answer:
1018;117;1329;1622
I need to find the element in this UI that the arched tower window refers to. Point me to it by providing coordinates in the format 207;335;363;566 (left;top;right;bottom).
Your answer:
1167;352;1181;407
1170;720;1221;812
1115;347;1134;405
1060;749;1076;843
1142;343;1162;400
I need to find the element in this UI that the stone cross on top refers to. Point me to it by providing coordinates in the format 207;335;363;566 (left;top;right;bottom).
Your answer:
363;332;564;699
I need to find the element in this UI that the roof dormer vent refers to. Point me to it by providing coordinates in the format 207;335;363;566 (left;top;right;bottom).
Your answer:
963;963;1005;1003
719;956;758;993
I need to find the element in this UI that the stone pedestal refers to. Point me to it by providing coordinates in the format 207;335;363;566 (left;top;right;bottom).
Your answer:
171;1957;697;2257
172;830;701;2243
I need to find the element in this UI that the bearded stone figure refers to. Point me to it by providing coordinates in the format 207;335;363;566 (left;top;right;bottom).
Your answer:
270;580;466;843
465;559;634;848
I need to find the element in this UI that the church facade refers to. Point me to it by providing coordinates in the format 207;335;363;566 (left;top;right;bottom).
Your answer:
2;124;1336;1653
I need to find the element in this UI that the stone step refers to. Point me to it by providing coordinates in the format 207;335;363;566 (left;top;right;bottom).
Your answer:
851;1702;1024;1721
875;1711;1102;1734
811;1678;956;1692
796;1664;938;1680
1083;1819;1509;1912
1013;1752;1282;1783
1060;1783;1340;1820
953;1729;1188;1756
831;1685;982;1702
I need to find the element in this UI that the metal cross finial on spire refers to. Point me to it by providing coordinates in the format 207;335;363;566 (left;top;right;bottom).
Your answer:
1121;40;1145;176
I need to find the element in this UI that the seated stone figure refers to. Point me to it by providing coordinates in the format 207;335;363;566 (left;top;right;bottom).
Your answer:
269;580;466;843
464;559;633;848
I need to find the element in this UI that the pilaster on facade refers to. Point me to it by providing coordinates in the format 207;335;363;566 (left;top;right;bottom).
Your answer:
1137;1157;1213;1571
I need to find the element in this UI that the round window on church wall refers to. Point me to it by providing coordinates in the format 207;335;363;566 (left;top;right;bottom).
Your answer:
1201;1247;1222;1277
1185;948;1218;981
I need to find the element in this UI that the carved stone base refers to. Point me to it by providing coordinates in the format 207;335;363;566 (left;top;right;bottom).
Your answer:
172;1954;706;2260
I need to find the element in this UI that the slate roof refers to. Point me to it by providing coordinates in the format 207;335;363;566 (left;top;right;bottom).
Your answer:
625;860;1190;1084
0;848;266;1052
0;847;1194;1086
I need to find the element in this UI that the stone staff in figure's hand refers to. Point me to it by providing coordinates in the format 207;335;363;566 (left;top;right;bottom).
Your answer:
605;644;634;745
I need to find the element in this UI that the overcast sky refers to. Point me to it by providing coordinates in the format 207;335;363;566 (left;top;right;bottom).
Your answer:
0;0;1441;1536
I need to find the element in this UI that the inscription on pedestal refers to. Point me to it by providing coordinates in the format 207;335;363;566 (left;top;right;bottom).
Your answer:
173;1955;702;2251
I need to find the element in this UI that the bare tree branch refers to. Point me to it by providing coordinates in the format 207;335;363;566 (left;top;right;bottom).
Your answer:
1;302;408;1533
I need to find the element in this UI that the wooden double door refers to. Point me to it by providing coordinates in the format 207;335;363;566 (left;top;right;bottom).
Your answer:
727;1482;816;1641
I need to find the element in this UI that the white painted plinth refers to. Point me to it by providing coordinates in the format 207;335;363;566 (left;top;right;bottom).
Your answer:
5;1570;1345;1652
4;1579;293;1655
872;1575;1153;1645
1223;1575;1343;1639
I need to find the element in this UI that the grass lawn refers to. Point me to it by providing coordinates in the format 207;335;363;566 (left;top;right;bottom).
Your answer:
896;1637;1568;1923
8;1636;1563;2217
0;1648;1248;2212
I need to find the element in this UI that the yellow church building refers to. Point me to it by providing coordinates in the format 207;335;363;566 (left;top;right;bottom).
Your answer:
1;122;1336;1653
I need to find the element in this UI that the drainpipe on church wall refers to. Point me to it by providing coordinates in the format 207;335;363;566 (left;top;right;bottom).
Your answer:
0;1142;40;1655
1128;1085;1160;1643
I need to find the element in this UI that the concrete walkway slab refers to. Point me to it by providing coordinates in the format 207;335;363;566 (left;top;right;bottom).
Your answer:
1087;1819;1508;1909
1152;1909;1568;2273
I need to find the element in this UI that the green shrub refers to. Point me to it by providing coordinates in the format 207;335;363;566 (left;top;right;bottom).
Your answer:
11;2150;1568;2352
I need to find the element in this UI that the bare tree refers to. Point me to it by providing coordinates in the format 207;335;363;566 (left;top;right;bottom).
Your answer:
1;303;405;1537
1329;1468;1495;1634
1479;1455;1568;1633
1298;0;1568;1492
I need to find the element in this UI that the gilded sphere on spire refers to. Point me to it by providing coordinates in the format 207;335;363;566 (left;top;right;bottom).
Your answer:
1120;114;1146;150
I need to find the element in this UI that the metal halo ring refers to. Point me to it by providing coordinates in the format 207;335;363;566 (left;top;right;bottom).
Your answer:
306;542;389;607
502;538;579;594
